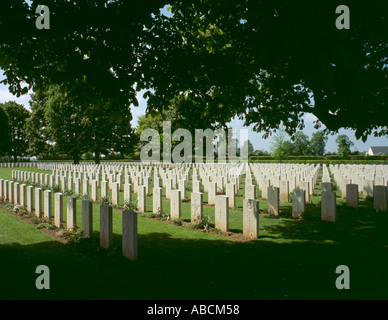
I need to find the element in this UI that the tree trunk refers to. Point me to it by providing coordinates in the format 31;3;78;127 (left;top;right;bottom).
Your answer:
73;153;80;165
94;151;100;165
13;153;18;163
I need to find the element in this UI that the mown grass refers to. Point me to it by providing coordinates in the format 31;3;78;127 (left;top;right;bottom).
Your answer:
0;166;387;300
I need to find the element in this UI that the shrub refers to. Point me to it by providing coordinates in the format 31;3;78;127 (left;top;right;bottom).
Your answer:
5;203;14;211
37;222;50;229
36;221;56;230
140;212;156;218
63;190;74;197
156;209;170;220
65;229;83;244
56;228;83;244
123;199;137;211
192;216;211;231
258;156;275;160
23;212;34;218
171;218;183;226
13;204;24;214
52;184;61;193
55;229;66;237
99;196;111;205
47;223;56;230
31;217;39;224
79;193;91;200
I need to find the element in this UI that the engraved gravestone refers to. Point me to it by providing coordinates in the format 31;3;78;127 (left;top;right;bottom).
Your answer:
243;199;259;239
191;192;203;224
215;195;229;232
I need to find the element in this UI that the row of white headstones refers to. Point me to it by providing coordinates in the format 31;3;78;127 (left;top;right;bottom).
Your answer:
3;162;387;241
0;173;138;261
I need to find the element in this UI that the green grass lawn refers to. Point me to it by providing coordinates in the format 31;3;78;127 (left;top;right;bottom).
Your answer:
0;166;388;300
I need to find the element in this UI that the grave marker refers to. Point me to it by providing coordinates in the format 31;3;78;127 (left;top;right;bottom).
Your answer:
267;186;279;216
67;196;77;230
215;195;229;232
122;210;138;261
321;191;336;222
170;189;181;219
100;204;113;249
243;199;259;239
292;188;305;218
54;193;63;228
82;200;93;238
346;184;358;209
191;192;203;224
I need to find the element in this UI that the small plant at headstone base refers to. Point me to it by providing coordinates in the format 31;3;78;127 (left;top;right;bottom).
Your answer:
187;223;196;230
55;228;83;244
52;184;61;193
78;193;91;201
212;227;222;234
22;179;32;186
13;204;24;214
171;218;183;226
31;216;39;224
123;199;137;211
140;212;156;218
65;229;84;244
63;190;74;197
99;196;111;205
5;203;14;211
55;229;66;238
17;209;29;217
47;221;56;230
192;216;211;231
156;209;169;220
36;222;51;229
36;218;56;230
23;212;34;218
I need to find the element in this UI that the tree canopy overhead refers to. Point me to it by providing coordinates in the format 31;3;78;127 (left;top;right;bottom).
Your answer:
1;0;387;140
0;0;170;120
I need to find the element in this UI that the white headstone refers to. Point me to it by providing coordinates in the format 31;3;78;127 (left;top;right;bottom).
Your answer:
170;189;181;219
321;191;336;222
191;192;203;224
215;195;229;232
243;199;259;239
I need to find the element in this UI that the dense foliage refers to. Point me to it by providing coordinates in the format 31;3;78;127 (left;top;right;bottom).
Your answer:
0;1;386;141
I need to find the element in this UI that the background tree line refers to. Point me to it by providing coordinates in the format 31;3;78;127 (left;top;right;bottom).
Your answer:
268;128;355;160
0;89;370;164
0;85;137;164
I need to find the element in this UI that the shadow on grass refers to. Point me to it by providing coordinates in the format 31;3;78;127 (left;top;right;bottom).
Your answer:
1;196;388;300
1;226;387;301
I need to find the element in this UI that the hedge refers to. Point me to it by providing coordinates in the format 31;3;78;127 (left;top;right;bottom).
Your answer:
248;160;388;165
